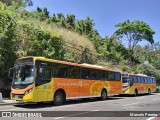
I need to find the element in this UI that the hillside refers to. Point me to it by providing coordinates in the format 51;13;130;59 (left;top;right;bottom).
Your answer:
0;1;160;86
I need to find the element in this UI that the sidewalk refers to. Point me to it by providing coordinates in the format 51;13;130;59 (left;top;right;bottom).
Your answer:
0;99;20;106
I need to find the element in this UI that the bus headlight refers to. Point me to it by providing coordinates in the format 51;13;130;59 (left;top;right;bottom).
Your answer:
29;88;33;93
25;88;33;95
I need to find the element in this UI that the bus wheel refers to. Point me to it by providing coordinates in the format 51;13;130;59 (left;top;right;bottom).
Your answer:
54;91;64;106
134;89;138;97
148;89;151;95
101;89;108;100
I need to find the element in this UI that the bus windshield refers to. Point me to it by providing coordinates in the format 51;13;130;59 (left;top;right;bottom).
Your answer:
13;65;34;84
122;74;129;83
122;77;129;83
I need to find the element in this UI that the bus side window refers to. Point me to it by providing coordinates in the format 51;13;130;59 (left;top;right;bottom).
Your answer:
148;78;151;84
147;78;149;84
129;76;132;82
142;77;144;83
38;66;51;81
80;68;91;79
108;72;115;80
54;63;68;78
115;72;121;81
137;77;141;83
68;66;80;79
130;76;133;85
151;78;153;84
91;70;98;80
150;78;153;84
144;77;147;83
133;76;137;83
152;78;155;84
99;71;108;80
143;77;145;83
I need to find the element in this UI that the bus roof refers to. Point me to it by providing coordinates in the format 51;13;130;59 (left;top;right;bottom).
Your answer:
17;56;120;73
129;74;155;78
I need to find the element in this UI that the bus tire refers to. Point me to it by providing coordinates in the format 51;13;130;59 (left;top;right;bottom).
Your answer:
101;89;108;100
148;89;151;95
53;91;65;106
134;89;138;97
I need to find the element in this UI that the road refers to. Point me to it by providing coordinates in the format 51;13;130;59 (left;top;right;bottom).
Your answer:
0;93;160;120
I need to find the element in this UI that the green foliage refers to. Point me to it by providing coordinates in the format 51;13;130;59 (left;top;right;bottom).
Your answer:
0;4;17;77
156;86;160;92
115;20;155;46
143;64;160;84
0;2;160;86
114;20;155;64
0;0;32;6
98;36;126;65
36;7;49;20
16;21;64;59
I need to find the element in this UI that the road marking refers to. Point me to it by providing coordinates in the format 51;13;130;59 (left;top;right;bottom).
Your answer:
123;102;140;107
54;117;65;119
152;98;160;101
54;110;98;119
146;117;155;120
93;110;99;111
0;108;22;111
136;96;146;99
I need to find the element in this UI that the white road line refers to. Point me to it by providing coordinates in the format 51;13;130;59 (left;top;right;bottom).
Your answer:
152;98;160;101
0;108;22;111
54;117;65;119
146;117;155;120
136;96;146;99
93;110;99;111
54;110;99;119
123;102;140;107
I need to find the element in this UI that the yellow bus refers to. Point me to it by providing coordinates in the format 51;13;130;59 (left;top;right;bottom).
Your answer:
122;73;156;96
9;56;122;105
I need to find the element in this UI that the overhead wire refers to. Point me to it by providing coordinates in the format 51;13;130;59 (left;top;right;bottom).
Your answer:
14;0;109;63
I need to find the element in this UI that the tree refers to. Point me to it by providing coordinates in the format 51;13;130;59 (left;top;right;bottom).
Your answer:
0;9;17;77
143;64;160;84
37;7;42;12
36;7;49;21
75;17;94;35
0;0;33;6
114;20;155;64
65;14;75;29
43;7;49;18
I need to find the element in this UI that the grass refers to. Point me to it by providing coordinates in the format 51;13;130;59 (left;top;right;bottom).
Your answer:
20;18;96;53
17;18;97;63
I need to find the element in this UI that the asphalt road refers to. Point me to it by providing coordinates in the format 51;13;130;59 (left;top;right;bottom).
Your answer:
0;93;160;120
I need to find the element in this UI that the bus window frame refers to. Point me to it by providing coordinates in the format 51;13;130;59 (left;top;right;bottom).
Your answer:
35;60;52;86
115;72;121;81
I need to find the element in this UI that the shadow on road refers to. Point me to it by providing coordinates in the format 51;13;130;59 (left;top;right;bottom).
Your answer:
116;93;156;97
13;96;124;109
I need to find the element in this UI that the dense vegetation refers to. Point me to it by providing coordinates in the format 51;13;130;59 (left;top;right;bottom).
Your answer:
0;1;160;86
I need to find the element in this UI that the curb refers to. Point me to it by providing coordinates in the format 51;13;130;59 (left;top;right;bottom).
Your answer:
0;102;15;106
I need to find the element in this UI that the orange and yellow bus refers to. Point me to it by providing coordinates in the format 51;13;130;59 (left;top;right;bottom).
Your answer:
10;56;122;105
122;73;156;96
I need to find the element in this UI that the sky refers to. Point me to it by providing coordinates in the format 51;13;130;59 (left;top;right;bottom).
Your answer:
26;0;160;46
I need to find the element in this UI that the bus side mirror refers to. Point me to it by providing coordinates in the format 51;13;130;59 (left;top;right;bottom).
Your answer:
8;68;14;78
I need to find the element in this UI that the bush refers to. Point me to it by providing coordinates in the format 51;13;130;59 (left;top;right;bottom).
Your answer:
156;86;160;93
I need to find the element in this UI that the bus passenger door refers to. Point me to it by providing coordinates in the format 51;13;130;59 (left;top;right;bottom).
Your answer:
35;60;53;102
